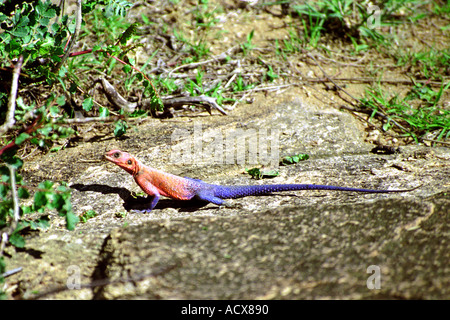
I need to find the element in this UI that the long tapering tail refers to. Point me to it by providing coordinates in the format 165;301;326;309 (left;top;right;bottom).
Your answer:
213;184;417;199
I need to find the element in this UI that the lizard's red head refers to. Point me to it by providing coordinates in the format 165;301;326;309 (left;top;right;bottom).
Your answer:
104;149;139;175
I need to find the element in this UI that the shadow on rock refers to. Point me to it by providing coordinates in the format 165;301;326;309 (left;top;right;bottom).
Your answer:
70;183;209;212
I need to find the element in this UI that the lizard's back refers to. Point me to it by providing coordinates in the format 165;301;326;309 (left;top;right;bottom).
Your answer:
135;167;203;200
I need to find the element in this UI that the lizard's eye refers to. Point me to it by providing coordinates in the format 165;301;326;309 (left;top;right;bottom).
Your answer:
114;152;120;158
127;160;132;165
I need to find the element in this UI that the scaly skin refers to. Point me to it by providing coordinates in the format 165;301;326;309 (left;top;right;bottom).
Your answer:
105;149;417;212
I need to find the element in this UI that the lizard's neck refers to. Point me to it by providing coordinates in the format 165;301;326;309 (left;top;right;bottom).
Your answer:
131;161;142;177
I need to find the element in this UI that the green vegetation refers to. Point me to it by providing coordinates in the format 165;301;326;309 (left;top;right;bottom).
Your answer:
0;0;135;295
246;167;280;180
271;0;449;144
280;153;310;166
241;29;255;56
79;209;97;223
361;82;450;141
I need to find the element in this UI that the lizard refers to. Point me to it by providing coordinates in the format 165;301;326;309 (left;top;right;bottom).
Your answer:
105;149;418;212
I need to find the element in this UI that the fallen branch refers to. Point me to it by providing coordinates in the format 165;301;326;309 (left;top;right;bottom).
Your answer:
100;77;227;115
159;95;228;115
101;77;137;113
1;267;23;279
60;116;117;124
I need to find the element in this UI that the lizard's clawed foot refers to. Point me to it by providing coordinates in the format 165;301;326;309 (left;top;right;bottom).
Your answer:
130;208;153;214
219;200;243;209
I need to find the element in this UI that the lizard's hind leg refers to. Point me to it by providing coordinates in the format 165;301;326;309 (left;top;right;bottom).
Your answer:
195;190;226;205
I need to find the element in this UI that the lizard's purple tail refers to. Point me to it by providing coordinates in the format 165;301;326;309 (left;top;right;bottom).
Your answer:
213;184;413;199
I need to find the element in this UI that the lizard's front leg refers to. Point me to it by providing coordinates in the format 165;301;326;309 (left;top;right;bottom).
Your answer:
134;177;161;212
144;193;160;212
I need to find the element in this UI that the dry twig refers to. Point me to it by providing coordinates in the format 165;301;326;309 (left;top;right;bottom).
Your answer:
0;56;23;136
160;95;228;115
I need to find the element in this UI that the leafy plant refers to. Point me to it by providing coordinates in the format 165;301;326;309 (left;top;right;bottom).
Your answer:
394;47;450;80
191;0;221;29
291;0;411;49
275;28;304;57
232;75;256;92
0;0;137;298
0;0;67;81
0;153;77;248
114;119;128;137
246;167;279;180
280;153;310;166
264;65;279;82
241;29;255;56
79;209;97;223
361;83;450;142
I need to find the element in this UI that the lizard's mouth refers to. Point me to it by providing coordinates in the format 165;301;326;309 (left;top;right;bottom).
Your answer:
104;154;118;164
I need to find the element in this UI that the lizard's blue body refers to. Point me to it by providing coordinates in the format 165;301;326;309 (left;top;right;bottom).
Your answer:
185;178;414;206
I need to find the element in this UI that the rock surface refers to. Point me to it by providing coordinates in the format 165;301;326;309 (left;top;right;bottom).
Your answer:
5;94;449;299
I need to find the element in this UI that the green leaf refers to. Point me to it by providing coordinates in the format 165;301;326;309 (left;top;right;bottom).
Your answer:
35;1;46;15
34;191;47;209
9;233;25;248
68;19;76;33
58;66;67;78
15;132;30;145
0;13;8;22
39;17;50;26
122;64;131;73
39;44;50;55
18;187;30;199
82;97;93;112
0;32;11;43
118;22;139;45
0;184;8;199
30;216;50;229
16;16;29;28
49;106;59;118
38;125;53;137
99;106;110;117
66;212;79;231
141;14;150;25
0;256;6;277
114;119;128;137
9;27;28;38
79;210;97;223
42;8;56;19
51;22;60;33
